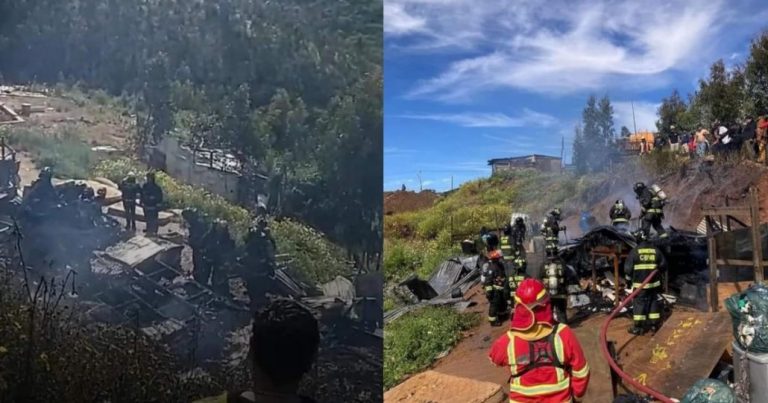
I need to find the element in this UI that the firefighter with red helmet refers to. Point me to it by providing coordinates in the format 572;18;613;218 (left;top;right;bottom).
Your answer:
489;278;590;402
481;232;509;326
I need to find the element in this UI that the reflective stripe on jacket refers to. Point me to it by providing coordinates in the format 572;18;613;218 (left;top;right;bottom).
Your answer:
488;324;590;402
625;245;667;289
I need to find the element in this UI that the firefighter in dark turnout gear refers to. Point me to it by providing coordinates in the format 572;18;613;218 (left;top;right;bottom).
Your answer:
501;224;514;257
481;233;509;326
119;172;140;230
511;216;526;253
634;182;667;239
183;208;211;283
541;215;564;258
199;219;236;286
140;171;163;235
507;248;528;305
625;231;667;335
609;199;632;232
243;216;278;308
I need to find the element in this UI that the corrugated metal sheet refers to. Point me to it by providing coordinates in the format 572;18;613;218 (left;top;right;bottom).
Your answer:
103;236;182;268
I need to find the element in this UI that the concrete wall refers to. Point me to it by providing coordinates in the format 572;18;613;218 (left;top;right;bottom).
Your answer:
157;137;241;203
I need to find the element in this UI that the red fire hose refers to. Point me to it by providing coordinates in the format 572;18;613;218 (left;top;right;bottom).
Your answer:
598;269;676;403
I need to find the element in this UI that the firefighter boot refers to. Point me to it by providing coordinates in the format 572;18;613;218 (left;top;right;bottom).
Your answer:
628;326;645;336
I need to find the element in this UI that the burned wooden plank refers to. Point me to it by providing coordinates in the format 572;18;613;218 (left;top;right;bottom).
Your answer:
621;312;731;398
702;207;751;216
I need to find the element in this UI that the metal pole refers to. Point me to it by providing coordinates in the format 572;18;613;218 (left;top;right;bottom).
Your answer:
750;187;764;283
631;101;638;134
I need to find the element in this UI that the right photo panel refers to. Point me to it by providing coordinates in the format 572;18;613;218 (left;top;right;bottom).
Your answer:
384;1;768;402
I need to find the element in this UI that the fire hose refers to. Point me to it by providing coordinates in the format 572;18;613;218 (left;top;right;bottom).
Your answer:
599;269;676;403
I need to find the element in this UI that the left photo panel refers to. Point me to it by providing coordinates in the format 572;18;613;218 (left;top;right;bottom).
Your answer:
0;1;382;403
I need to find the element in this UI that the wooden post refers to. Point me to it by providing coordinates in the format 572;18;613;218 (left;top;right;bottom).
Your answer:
708;235;719;312
750;187;764;283
591;254;597;292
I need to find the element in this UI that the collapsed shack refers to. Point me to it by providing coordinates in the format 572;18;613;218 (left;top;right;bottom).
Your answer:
385;256;480;324
560;226;709;311
6;179;382;400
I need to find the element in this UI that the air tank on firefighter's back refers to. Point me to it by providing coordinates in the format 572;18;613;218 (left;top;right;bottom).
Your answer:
650;184;667;202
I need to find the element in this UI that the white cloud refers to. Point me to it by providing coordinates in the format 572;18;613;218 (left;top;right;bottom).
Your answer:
384;3;427;36
398;109;556;128
384;147;417;155
613;101;660;133
388;0;741;99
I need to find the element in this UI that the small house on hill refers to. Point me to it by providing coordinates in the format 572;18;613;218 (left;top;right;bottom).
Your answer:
488;154;562;175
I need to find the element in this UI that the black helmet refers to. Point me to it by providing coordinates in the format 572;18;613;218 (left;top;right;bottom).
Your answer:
484;233;499;248
633;182;646;193
146;171;156;180
40;166;53;178
515;217;524;225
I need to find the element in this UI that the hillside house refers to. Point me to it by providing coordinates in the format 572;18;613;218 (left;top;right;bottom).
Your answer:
488;154;562;175
147;136;266;204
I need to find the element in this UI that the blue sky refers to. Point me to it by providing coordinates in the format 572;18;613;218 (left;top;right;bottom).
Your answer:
384;0;768;192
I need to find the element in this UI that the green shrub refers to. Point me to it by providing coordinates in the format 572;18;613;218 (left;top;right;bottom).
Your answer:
382;237;457;282
92;158;349;284
270;218;349;284
384;307;478;389
3;127;92;179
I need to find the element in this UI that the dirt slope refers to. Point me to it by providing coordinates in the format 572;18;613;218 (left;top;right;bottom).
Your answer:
561;160;768;237
384;190;439;215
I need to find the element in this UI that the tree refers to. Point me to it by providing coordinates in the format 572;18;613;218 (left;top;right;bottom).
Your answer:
572;125;587;174
620;126;631;137
656;89;688;133
745;31;768;115
696;60;745;125
597;96;615;144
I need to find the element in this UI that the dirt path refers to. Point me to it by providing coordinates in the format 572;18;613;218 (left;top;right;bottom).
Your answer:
386;285;664;403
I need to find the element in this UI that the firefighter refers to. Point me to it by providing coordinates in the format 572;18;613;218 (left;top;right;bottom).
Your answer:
203;219;236;286
625;231;668;335
489;278;590;402
118;172;140;231
507;248;528;305
541;216;564;258
242;217;279;309
634;182;667;238
140;171;163;235
501;224;514;257
511;216;526;253
26;166;57;207
481;233;509;326
609;199;632;232
183;208;210;282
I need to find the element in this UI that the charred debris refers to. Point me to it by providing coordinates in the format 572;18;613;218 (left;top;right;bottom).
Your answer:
386;225;709;323
0;147;381;374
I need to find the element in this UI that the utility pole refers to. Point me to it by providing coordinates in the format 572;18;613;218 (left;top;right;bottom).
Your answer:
631;101;638;134
451;175;454;191
560;136;565;174
417;170;423;192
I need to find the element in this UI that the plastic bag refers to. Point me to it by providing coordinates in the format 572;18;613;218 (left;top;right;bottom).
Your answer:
680;379;735;403
725;284;768;352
